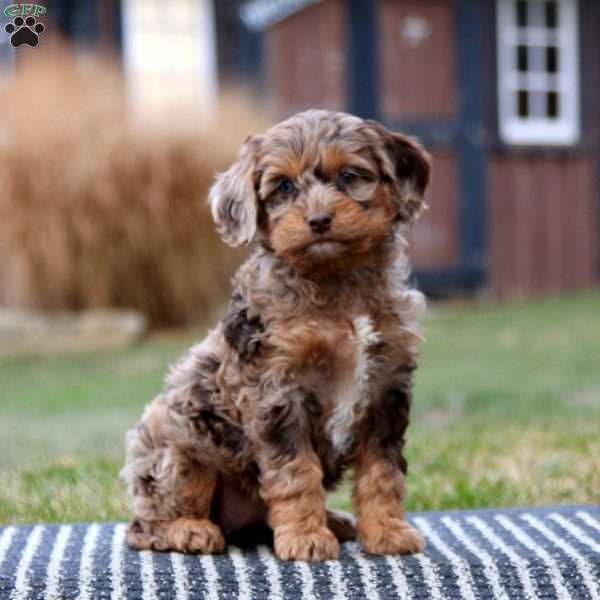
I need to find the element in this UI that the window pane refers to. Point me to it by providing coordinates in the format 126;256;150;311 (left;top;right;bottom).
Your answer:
517;45;528;71
546;46;558;73
529;46;545;72
547;91;560;118
518;90;529;117
528;2;544;27
516;0;528;27
545;1;558;28
530;92;547;117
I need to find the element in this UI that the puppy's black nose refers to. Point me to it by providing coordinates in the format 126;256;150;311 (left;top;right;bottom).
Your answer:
308;212;332;234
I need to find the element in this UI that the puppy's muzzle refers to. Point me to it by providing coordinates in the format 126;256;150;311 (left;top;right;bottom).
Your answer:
307;212;332;234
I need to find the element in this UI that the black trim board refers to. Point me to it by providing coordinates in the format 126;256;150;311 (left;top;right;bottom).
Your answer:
346;0;378;119
412;266;483;297
454;0;489;286
383;118;460;148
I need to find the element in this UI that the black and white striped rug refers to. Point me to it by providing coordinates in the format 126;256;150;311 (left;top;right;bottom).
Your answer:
0;505;599;599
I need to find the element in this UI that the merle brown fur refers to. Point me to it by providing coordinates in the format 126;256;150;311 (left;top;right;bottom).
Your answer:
121;110;431;560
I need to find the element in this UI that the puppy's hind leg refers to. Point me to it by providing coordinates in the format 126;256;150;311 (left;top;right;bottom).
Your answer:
327;509;356;542
122;399;225;554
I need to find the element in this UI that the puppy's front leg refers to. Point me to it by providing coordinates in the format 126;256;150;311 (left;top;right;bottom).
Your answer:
354;373;425;555
255;386;339;561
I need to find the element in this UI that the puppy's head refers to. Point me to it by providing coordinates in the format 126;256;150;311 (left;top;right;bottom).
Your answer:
209;110;431;273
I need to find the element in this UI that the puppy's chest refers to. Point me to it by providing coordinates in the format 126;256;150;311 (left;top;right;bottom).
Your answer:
324;315;385;455
268;313;392;455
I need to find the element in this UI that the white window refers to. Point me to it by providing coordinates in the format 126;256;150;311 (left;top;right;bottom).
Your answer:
496;0;580;145
122;0;218;121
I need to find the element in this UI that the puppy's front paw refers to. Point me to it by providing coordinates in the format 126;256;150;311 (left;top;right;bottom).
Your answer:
359;518;425;555
126;517;225;554
165;518;225;554
274;526;340;561
185;519;226;554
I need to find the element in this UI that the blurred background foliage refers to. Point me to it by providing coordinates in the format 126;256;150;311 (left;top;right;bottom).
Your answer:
0;52;266;327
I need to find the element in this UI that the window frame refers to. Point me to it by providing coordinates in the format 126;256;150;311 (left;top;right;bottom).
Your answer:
496;0;581;146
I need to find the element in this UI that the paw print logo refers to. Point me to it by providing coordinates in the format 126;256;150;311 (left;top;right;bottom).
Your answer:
5;16;45;48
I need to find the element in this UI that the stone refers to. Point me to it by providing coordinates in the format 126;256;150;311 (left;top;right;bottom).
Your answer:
0;308;147;357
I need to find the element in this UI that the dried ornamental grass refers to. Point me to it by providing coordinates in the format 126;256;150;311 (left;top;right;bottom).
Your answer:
0;53;266;326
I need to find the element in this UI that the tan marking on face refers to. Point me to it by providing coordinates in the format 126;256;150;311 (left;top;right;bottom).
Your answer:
259;141;399;272
268;185;396;272
317;144;348;172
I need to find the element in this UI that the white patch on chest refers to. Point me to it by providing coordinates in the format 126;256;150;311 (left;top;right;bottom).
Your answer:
326;315;381;455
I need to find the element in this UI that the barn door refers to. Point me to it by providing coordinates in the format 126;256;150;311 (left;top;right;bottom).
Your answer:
349;0;490;294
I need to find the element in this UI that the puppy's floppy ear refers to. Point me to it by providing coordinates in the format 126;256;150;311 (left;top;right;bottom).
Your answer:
364;120;431;222
209;135;262;247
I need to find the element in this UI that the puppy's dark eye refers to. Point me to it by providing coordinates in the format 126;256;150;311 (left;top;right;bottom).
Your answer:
339;171;357;185
277;178;295;194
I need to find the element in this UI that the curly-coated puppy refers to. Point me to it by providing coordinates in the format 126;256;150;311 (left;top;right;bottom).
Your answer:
121;110;431;561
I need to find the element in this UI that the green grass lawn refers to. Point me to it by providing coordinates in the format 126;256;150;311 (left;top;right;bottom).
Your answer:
1;291;599;524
